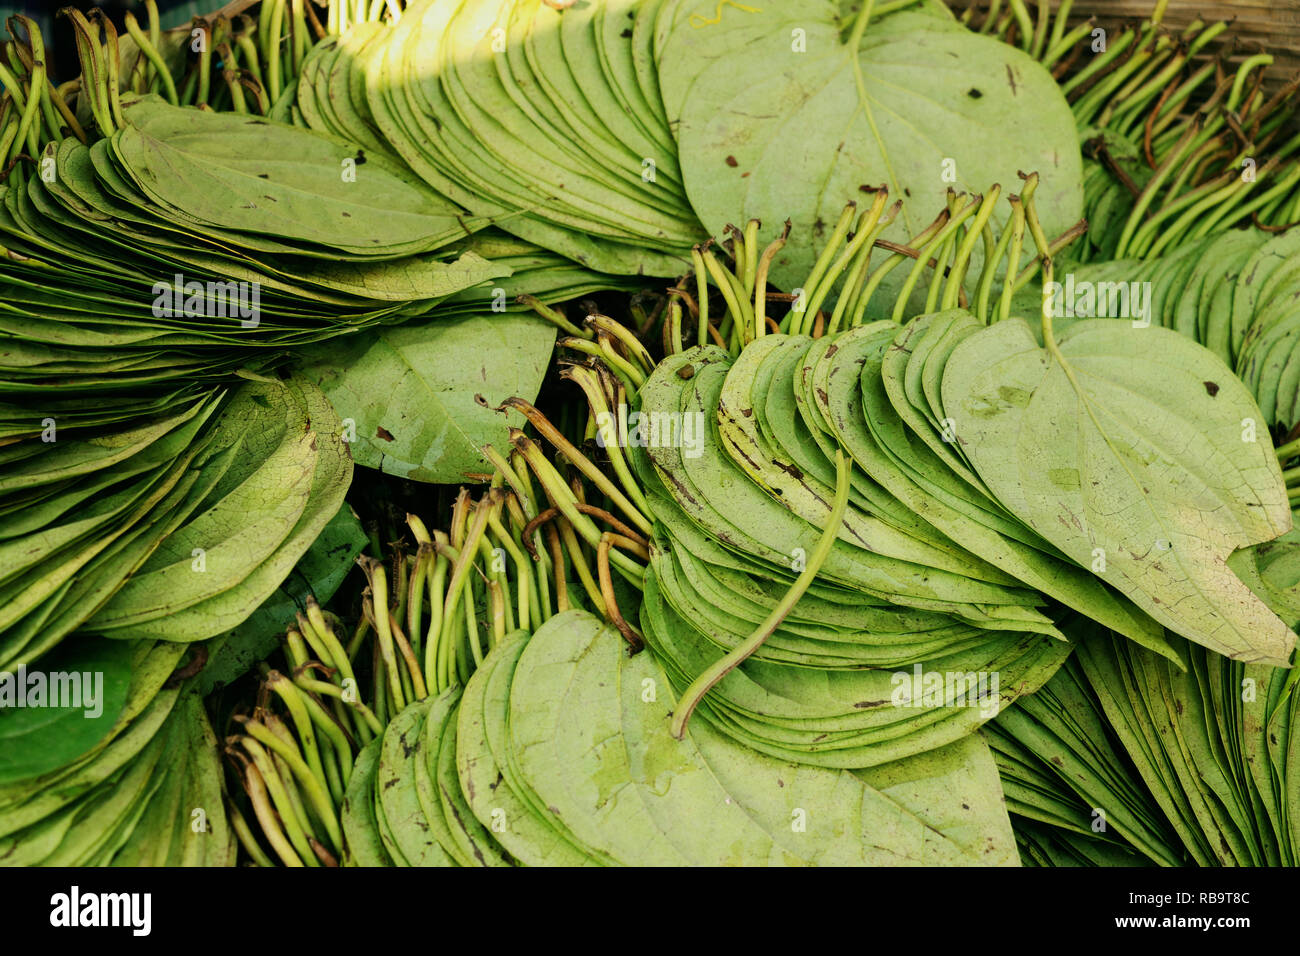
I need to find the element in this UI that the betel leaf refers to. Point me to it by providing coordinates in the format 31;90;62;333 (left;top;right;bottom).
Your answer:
940;318;1296;665
114;96;480;258
506;608;1018;865
0;637;134;785
659;0;1082;291
296;312;556;483
86;375;351;641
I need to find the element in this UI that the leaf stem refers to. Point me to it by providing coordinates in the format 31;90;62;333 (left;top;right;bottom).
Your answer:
848;0;877;50
670;451;852;739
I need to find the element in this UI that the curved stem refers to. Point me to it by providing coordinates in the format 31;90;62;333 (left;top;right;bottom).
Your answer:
671;451;852;739
754;220;790;339
597;533;644;651
124;12;178;105
692;246;710;348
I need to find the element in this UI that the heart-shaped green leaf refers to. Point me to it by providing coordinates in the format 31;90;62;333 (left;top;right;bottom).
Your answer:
660;0;1082;292
941;318;1296;664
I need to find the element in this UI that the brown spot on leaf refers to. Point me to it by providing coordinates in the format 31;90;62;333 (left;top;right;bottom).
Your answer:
1204;381;1219;396
376;425;395;442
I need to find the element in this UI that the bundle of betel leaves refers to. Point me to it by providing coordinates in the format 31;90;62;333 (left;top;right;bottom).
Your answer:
0;0;1297;869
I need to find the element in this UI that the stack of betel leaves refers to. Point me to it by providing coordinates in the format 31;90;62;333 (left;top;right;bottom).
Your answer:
0;0;1298;870
356;0;706;277
614;176;1293;760
0;374;348;671
0;643;233;866
1054;227;1300;432
989;624;1300;867
342;612;1021;866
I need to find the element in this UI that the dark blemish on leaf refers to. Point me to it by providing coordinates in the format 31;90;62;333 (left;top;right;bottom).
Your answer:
1204;380;1220;396
778;461;804;481
903;187;912;197
1051;756;1063;766
376;425;395;442
968;88;983;99
813;734;828;742
853;699;887;709
725;155;739;167
825;343;838;357
1006;64;1019;94
383;778;397;790
1174;699;1183;715
621;28;633;38
441;784;489;865
354;150;367;165
677;364;695;379
962;803;970;810
257;173;269;179
164;646;209;688
777;778;784;788
741;407;753;417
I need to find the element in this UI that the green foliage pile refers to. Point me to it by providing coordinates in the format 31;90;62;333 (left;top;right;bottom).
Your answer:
0;0;1297;868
